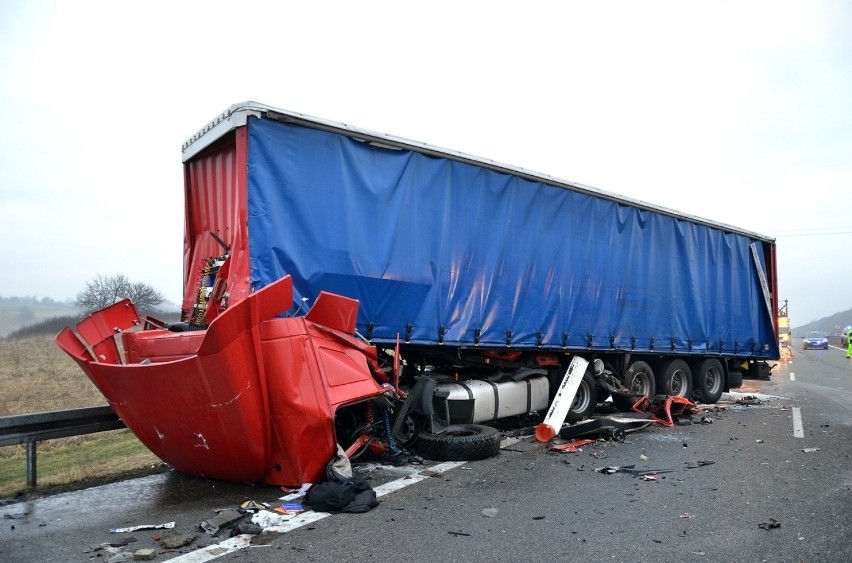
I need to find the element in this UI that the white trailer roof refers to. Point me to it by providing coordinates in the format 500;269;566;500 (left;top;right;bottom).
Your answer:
182;101;774;242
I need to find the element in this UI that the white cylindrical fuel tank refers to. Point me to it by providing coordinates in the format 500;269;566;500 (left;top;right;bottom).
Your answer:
435;376;550;424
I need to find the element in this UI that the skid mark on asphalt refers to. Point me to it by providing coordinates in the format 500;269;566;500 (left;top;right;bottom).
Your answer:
165;437;524;561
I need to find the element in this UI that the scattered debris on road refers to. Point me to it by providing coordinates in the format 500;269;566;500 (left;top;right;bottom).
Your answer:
736;395;763;406
593;465;674;477
547;439;596;453
157;530;197;549
758;518;781;530
110;521;175;533
199;508;244;535
685;460;715;469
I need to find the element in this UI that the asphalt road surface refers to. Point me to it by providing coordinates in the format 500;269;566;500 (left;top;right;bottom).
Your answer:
2;346;850;562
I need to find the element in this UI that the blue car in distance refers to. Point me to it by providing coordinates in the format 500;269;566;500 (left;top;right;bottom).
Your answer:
802;331;829;350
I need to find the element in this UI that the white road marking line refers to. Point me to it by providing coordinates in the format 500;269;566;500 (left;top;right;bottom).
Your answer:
165;534;252;562
790;372;795;381
167;439;526;561
724;390;790;401
792;407;804;438
373;461;466;496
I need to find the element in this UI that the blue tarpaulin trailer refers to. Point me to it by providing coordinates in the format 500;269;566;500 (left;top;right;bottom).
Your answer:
241;113;778;360
179;102;779;423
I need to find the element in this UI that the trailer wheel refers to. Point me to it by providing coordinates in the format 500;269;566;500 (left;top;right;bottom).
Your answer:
727;370;743;390
566;370;598;422
658;359;692;398
623;360;656;399
416;424;501;461
692;358;724;404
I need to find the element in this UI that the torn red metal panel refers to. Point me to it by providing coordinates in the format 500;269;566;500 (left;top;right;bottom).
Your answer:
631;395;699;427
182;128;251;316
547;439;596;453
56;275;385;486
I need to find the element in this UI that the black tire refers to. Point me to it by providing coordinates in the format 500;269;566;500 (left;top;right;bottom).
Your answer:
727;369;743;389
416;424;501;461
623;360;656;399
692;358;725;404
658;359;693;398
565;370;598;422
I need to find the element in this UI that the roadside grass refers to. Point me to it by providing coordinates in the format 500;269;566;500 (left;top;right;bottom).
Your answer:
0;335;106;415
0;334;164;499
0;431;162;498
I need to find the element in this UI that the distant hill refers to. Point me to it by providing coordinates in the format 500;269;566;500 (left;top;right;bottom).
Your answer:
792;308;852;337
0;297;81;338
0;296;181;338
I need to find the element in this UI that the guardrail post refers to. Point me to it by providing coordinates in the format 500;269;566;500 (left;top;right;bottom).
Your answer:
26;441;37;488
1;405;125;490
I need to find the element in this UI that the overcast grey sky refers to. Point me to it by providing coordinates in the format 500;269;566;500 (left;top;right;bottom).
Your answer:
1;1;850;326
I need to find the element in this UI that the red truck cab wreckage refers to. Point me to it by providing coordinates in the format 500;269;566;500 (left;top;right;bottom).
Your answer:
57;275;389;486
57;102;780;487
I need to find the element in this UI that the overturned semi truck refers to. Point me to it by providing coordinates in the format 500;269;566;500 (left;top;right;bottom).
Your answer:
57;102;780;487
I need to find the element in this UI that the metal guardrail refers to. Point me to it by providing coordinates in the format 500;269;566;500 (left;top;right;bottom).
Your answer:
0;406;126;487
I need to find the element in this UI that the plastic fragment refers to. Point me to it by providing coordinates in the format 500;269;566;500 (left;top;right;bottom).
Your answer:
758;518;781;530
111;522;175;533
594;465;673;476
548;439;595;453
231;522;264;535
200;508;244;535
801;447;820;453
240;500;267;511
685;460;715;469
481;507;498;518
251;509;293;529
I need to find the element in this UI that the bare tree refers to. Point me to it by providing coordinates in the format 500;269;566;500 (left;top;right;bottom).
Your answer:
75;274;165;315
127;281;166;314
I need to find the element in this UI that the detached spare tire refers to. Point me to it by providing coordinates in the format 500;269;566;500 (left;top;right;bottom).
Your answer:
416;424;502;461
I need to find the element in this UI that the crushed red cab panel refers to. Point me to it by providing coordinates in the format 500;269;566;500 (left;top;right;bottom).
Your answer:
304;291;359;334
55;275;385;486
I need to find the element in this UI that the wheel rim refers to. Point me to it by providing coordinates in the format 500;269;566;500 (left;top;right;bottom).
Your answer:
396;414;420;446
705;365;722;394
571;382;591;413
631;370;652;395
671;368;688;396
